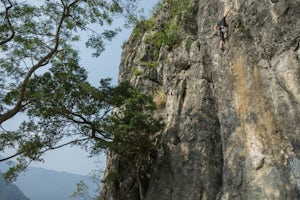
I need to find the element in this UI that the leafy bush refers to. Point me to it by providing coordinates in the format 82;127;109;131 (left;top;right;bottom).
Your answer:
146;0;194;49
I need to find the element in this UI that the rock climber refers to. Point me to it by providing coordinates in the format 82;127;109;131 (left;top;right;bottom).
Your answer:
214;6;233;51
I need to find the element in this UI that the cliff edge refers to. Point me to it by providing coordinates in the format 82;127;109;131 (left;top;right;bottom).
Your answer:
100;0;300;199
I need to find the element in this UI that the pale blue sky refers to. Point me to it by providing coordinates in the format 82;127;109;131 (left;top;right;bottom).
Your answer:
7;0;161;176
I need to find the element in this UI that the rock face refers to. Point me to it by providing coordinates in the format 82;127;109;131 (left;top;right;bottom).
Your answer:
100;0;300;199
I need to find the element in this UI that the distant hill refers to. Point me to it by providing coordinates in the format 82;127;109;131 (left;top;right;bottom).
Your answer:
0;158;99;200
0;173;30;200
14;167;98;200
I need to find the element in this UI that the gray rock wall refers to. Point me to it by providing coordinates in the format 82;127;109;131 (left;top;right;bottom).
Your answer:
100;0;300;199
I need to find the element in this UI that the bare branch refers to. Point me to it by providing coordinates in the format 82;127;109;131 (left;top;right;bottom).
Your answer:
99;107;114;120
0;137;90;162
42;137;90;152
69;0;80;8
0;150;26;162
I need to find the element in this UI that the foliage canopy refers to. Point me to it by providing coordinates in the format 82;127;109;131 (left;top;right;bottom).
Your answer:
0;0;164;181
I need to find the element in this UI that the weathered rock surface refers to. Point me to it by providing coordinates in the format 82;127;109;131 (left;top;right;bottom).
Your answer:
100;0;300;199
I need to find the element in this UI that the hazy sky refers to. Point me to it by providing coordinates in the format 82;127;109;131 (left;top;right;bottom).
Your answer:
0;0;160;176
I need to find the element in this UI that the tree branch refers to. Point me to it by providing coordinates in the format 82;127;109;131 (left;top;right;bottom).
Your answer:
62;111;113;141
0;137;90;162
0;2;79;124
42;137;90;152
0;1;15;45
0;150;26;162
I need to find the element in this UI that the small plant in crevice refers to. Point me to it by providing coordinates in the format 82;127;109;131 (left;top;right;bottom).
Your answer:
131;66;145;77
141;61;158;68
185;37;195;52
121;40;128;49
130;17;157;43
153;87;167;108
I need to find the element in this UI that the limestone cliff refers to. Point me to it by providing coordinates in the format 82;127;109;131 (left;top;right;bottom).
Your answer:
100;0;300;199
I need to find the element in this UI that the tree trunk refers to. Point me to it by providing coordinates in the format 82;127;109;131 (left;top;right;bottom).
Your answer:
136;160;144;200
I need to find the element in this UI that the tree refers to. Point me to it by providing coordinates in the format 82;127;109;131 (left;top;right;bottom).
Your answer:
0;0;165;183
0;0;139;123
70;180;93;200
